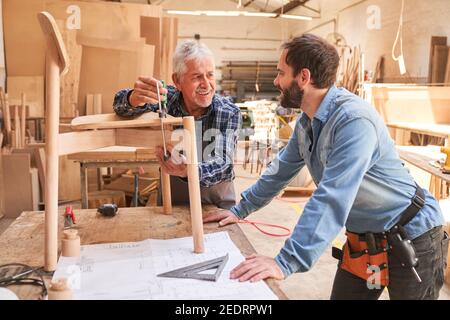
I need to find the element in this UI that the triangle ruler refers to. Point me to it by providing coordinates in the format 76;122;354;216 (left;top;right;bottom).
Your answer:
157;254;229;282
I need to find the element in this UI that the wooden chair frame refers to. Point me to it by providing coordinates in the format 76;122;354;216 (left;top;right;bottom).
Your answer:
38;11;204;272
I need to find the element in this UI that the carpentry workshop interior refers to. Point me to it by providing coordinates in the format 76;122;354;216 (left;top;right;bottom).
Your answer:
0;0;449;303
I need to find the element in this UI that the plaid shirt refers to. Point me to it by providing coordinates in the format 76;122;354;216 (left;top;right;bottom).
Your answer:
113;86;241;187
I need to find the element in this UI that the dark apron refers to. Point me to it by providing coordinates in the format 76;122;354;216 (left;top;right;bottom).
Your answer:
157;175;236;209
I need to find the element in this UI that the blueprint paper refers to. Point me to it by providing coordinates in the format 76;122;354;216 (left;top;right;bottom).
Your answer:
53;231;278;300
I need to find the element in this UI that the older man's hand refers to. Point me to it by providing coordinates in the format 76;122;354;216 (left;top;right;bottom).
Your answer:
156;145;187;178
129;76;167;107
203;209;239;226
230;254;284;283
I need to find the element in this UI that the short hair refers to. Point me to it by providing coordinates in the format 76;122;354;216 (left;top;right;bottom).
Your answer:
281;34;339;89
172;40;214;78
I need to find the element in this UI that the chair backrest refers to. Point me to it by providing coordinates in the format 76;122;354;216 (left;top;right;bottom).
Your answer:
37;11;69;75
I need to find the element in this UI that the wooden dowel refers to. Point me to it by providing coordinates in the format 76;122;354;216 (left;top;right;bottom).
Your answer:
182;116;204;253
21;94;27;148
161;171;172;214
14;105;20;148
44;44;61;272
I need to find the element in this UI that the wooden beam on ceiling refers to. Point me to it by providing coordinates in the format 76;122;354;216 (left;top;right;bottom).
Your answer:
272;0;309;15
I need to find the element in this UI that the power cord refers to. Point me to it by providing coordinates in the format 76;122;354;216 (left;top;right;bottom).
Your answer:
0;263;48;300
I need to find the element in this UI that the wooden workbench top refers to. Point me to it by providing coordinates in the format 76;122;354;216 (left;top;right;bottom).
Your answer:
0;206;287;300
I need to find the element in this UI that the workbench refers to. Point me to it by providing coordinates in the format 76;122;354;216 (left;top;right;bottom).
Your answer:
396;146;450;199
67;146;158;208
0;206;287;300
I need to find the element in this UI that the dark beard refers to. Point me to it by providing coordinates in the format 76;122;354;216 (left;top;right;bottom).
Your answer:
277;80;304;109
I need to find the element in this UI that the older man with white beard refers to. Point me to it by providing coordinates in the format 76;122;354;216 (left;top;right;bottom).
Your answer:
113;40;241;209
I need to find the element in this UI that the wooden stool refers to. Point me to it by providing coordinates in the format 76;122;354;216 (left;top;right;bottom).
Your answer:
87;190;126;209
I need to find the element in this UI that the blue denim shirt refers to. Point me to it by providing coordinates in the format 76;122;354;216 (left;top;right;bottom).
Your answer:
230;85;444;277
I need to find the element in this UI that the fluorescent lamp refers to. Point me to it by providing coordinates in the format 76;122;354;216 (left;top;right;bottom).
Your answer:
204;11;242;16
167;10;201;15
244;12;277;17
280;14;313;21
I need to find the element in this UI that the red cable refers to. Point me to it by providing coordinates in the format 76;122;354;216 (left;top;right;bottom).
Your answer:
238;219;291;237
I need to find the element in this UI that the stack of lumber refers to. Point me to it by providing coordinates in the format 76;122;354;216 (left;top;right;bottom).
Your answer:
427;36;450;85
340;46;361;94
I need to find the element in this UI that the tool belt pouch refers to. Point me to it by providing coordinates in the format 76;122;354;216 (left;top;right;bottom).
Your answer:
335;231;389;287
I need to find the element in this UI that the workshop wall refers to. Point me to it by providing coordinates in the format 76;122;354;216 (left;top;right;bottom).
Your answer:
161;0;287;83
287;0;450;82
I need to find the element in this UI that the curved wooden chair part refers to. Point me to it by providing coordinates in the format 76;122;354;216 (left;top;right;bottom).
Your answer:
38;11;69;271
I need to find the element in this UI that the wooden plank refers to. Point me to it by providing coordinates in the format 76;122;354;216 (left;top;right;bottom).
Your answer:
1;153;37;218
370;85;450;124
431;45;449;84
13;105;21;149
76;35;147;52
85;94;94;115
57;19;82;118
3;0;47;76
70;112;182;131
445;48;450;84
58;155;81;201
21;95;27;148
77;44;155;115
58;129;116;156
1;90;12;145
7;76;44;118
161;17;178;83
387;122;450;139
428;36;447;83
0;206;287;300
93;94;102;115
140;16;161;78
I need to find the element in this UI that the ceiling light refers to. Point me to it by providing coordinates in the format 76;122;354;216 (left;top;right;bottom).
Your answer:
204;11;241;16
244;12;277;17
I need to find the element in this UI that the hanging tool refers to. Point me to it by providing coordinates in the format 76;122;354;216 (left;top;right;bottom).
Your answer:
131;166;146;207
156;80;170;161
440;147;450;174
157;254;229;282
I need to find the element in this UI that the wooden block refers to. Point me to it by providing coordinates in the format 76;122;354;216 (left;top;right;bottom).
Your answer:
431;45;449;84
7;76;45;118
428;36;447;83
1;153;39;218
